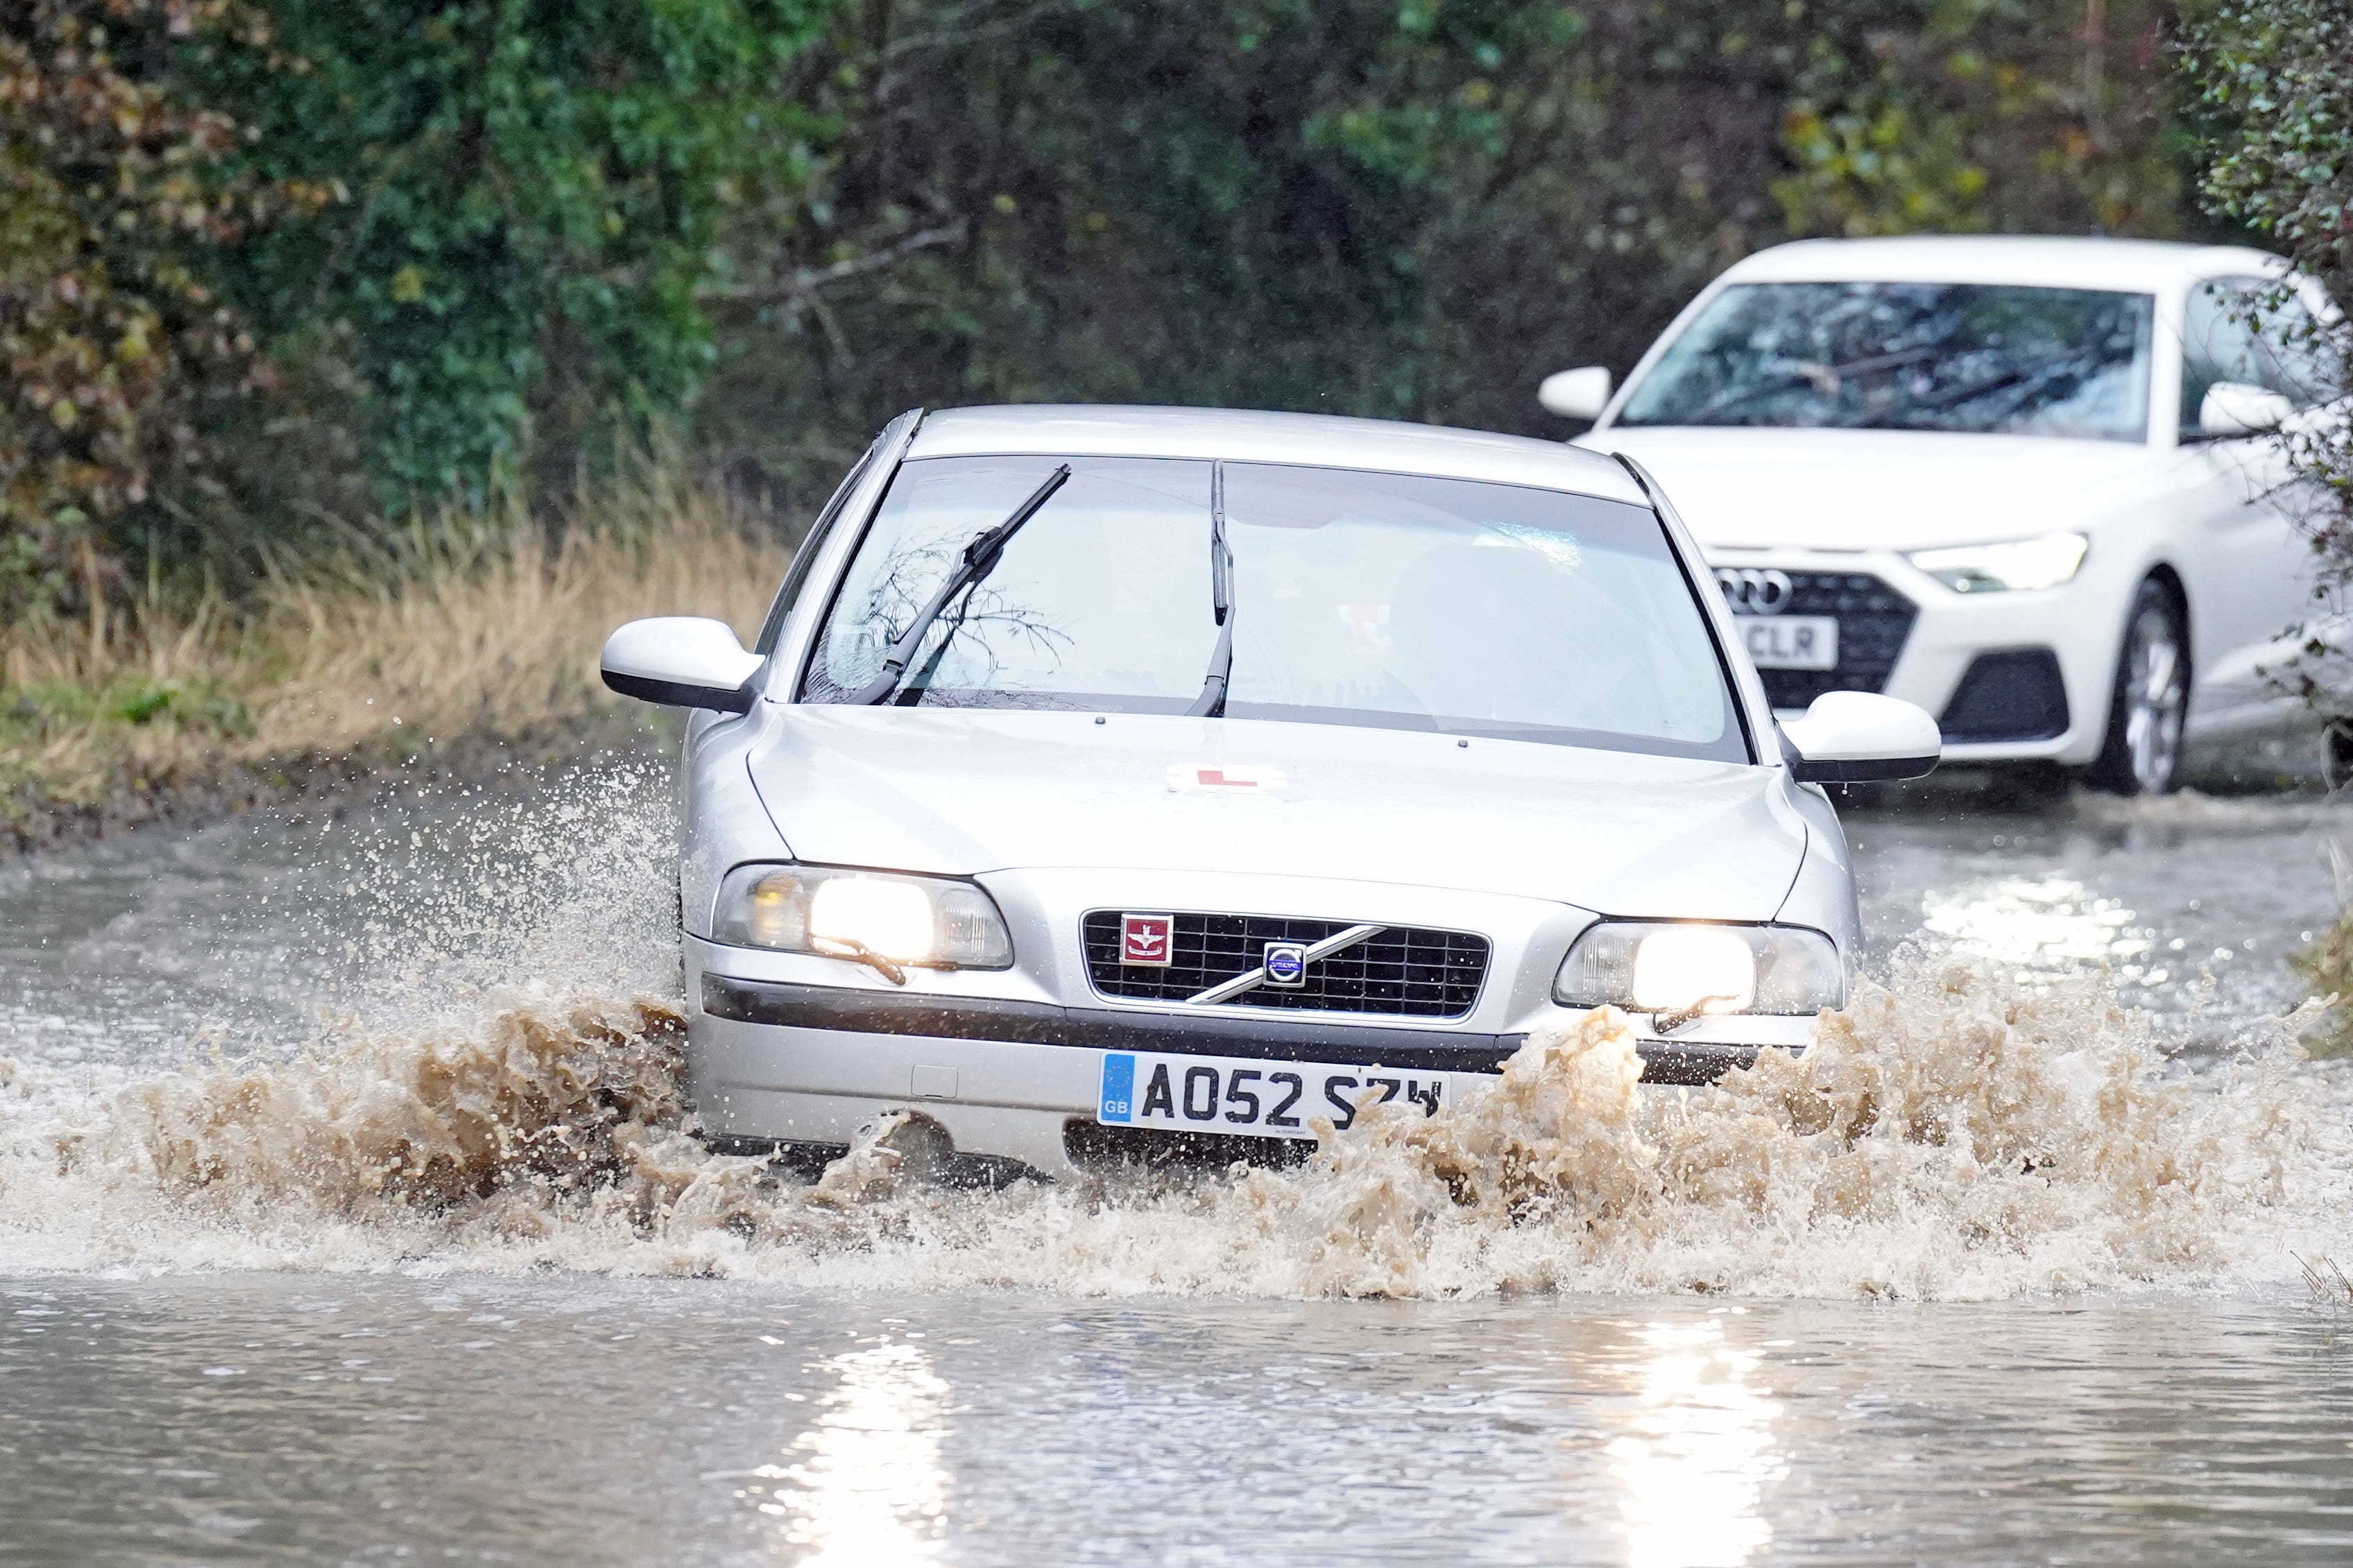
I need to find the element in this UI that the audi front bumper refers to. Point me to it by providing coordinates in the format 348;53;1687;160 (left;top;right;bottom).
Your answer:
1711;546;2138;767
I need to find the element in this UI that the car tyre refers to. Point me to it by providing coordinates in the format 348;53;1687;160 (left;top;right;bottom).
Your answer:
2087;578;2188;795
2323;718;2353;793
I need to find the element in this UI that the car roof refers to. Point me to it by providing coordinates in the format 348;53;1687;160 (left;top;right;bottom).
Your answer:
1719;235;2289;293
905;404;1652;507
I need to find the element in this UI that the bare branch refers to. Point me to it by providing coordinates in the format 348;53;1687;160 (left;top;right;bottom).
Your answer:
881;0;1086;61
699;221;968;307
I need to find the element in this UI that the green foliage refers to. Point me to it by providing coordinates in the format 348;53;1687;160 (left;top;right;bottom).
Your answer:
1772;0;2187;240
5;0;2213;616
187;0;838;499
1776;98;1992;236
2189;0;2352;300
0;0;271;617
696;0;2198;479
2184;0;2353;687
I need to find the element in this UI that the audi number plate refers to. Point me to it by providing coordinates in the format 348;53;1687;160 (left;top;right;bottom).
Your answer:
1096;1050;1491;1141
1741;615;1838;671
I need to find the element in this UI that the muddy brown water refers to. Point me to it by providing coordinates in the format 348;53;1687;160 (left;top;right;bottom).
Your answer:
3;763;2352;1565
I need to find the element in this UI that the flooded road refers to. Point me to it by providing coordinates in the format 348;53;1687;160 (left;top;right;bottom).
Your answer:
3;764;2353;1564
7;1276;2352;1567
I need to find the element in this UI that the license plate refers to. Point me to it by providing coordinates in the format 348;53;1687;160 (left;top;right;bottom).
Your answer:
1741;615;1838;671
1096;1050;1491;1141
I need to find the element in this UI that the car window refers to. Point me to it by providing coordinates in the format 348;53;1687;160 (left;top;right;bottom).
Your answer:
802;454;1746;762
751;440;881;657
804;456;1222;707
2180;277;2342;437
1219;464;1742;759
1616;282;2155;442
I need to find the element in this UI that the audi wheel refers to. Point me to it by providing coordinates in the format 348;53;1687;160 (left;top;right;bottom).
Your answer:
2326;718;2353;793
2087;578;2189;796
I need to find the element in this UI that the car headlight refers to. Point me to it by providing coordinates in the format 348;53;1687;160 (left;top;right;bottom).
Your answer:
1906;531;2087;593
1552;922;1845;1018
713;863;1013;972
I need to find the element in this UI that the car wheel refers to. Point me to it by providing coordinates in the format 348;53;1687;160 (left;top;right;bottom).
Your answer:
2088;579;2189;795
2326;719;2353;793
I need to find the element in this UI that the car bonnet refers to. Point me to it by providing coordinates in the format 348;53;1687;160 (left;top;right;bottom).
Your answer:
744;707;1810;922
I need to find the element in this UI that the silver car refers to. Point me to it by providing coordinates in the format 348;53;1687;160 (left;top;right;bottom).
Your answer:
601;406;1940;1178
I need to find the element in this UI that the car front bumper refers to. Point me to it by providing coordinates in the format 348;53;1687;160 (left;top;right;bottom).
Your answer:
685;966;1815;1178
1709;545;2132;766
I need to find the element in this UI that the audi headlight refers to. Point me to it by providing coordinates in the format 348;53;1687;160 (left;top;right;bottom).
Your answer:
1552;922;1844;1017
1906;532;2087;593
713;864;1013;969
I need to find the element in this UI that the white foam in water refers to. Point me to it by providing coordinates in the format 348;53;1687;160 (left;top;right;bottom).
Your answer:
2;766;2350;1298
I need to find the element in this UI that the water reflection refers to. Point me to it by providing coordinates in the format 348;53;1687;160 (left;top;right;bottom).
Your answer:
1920;875;2147;973
1607;1320;1780;1568
753;1341;951;1565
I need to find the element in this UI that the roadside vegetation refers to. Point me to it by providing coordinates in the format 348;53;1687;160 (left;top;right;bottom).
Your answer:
4;0;2205;617
2183;1;2353;1038
2187;0;2353;682
0;456;788;854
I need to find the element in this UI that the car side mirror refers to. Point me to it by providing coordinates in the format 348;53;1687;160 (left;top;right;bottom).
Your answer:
2198;381;2295;440
1537;365;1614;422
600;617;765;713
1779;691;1941;784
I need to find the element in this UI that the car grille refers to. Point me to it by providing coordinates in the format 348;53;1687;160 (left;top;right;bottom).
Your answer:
1081;912;1489;1019
1728;570;1918;709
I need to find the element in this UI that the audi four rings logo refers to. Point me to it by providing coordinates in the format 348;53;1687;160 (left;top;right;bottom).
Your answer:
1715;567;1795;616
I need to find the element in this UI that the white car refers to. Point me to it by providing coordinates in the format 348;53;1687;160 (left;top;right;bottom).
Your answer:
1543;236;2346;793
600;406;1940;1178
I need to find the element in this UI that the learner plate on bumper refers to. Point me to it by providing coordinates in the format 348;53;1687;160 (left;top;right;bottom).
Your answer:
1097;1049;1495;1141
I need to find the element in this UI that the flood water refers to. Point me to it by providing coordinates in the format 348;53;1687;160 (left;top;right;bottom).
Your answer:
4;759;2353;1565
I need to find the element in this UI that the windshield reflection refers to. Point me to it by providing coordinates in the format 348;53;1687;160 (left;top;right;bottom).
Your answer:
1607;1320;1781;1568
1618;282;2155;442
802;454;1747;760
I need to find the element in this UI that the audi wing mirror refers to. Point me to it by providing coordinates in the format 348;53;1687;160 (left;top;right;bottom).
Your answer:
1537;366;1613;422
1779;691;1941;784
2198;381;2296;440
600;617;764;713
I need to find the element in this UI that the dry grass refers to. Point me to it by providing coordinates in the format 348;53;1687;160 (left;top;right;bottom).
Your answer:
2298;1253;2353;1307
1;458;794;816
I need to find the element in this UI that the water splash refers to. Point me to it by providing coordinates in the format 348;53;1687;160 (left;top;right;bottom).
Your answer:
1;956;2343;1298
2;757;2347;1296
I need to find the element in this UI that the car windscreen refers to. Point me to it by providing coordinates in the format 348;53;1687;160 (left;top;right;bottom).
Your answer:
1615;282;2155;442
801;454;1746;761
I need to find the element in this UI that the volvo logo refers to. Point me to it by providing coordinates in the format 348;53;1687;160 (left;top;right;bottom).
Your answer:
1263;941;1308;987
1715;567;1795;617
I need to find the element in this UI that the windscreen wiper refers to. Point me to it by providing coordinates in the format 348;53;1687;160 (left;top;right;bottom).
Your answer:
1186;462;1235;718
850;463;1072;705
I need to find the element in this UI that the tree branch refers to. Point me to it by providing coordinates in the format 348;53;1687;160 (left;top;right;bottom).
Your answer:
698;221;969;307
